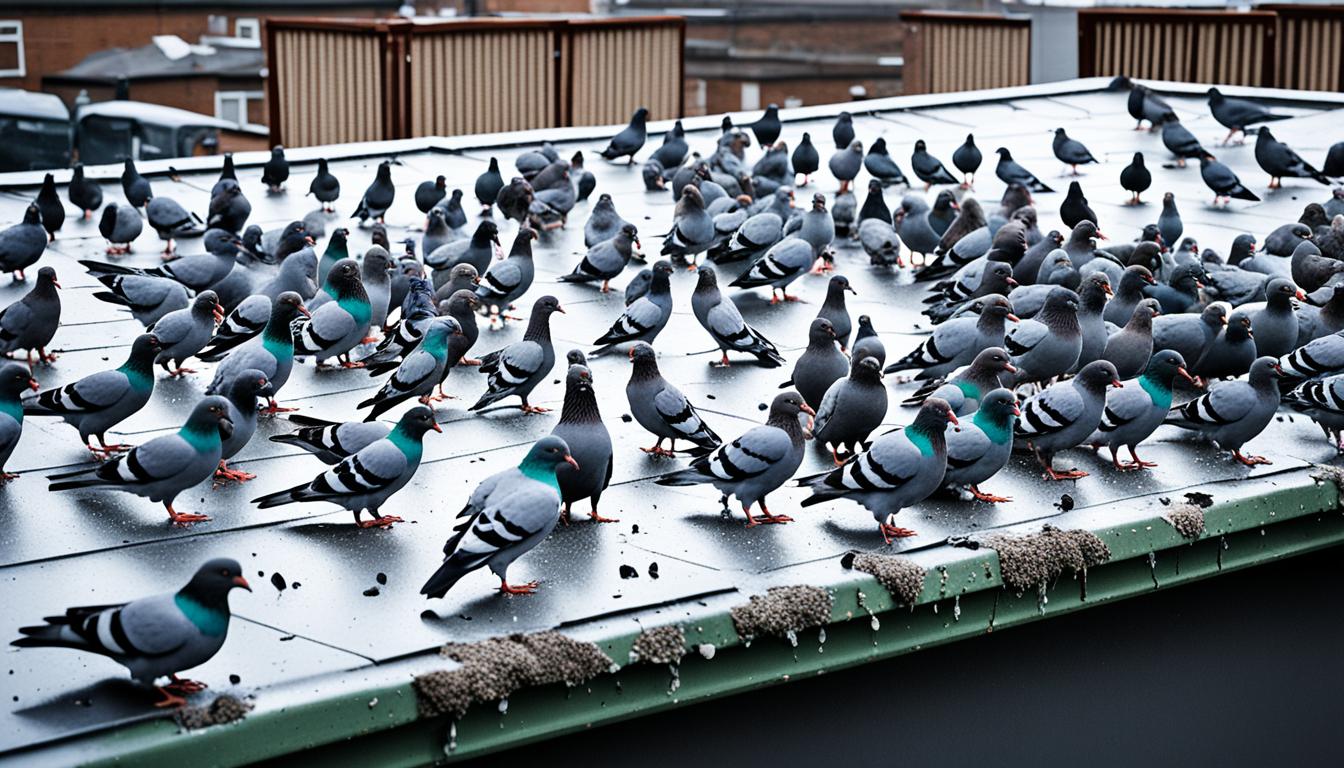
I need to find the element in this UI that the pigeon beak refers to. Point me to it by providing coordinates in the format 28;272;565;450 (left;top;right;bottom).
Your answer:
52;280;61;289
555;305;566;314
1004;363;1018;373
628;347;636;360
1102;284;1113;296
232;576;252;591
431;422;443;433
218;417;235;440
950;201;959;210
1006;312;1021;322
946;411;960;426
1296;289;1307;300
1177;366;1194;383
1011;404;1021;416
297;305;312;318
1144;275;1156;285
1006;277;1018;286
1195;281;1205;289
1096;230;1109;240
634;238;642;249
564;454;580;471
213;306;225;323
800;403;816;417
1272;364;1284;378
304;236;315;246
27;378;39;391
1111;379;1125;389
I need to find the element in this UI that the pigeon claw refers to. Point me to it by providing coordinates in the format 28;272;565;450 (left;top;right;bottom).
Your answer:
356;515;403;529
1233;451;1272;467
879;523;918;545
1043;467;1088;481
166;676;209;694
520;404;551;414
260;400;298;416
166;505;211;525
499;579;539;595
968;485;1012;503
153;688;189;709
588;509;620;523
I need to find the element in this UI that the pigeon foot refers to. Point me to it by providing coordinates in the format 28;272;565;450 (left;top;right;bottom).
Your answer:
499;580;539;595
968;485;1011;503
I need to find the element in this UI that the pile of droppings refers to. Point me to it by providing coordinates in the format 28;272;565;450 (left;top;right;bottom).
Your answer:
846;552;926;607
983;525;1111;594
413;631;612;718
730;586;832;640
176;695;254;729
1166;503;1206;540
1311;464;1344;490
629;625;686;665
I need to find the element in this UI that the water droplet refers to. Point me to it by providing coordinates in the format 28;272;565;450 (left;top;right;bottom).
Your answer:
870;615;881;631
953;595;961;621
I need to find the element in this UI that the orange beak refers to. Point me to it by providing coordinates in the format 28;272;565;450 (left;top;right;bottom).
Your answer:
1111;378;1125;388
27;378;39;391
1102;283;1113;296
1004;363;1018;373
1176;366;1194;383
800;403;816;417
1007;312;1021;322
431;422;443;433
232;576;252;591
564;454;580;471
297;304;312;318
946;411;960;425
1296;290;1307;300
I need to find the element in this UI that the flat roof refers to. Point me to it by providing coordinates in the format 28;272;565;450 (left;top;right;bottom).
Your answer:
2;77;1343;762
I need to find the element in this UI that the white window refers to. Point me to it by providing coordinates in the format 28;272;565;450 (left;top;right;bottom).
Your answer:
0;21;25;78
215;91;264;129
740;82;760;112
235;18;260;41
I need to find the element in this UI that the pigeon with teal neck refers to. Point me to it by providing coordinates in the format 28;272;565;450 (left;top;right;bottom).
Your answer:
1090;350;1192;470
293;258;372;367
943;388;1019;502
358;317;462;419
0;362;36;481
206;292;309;414
319;227;350;285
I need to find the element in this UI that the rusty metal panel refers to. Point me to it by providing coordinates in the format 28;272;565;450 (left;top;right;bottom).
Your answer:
409;29;554;137
899;14;1029;95
568;23;681;125
271;27;385;147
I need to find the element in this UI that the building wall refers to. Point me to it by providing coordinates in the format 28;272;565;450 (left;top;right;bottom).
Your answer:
43;76;267;120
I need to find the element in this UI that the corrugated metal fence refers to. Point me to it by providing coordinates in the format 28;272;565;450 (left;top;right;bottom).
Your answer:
266;16;684;147
900;12;1031;95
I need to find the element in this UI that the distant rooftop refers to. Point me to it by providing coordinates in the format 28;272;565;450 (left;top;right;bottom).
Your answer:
47;36;264;85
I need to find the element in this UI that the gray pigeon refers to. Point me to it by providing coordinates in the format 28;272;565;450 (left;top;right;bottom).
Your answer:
852;315;886;366
146;197;205;257
1295;286;1344;345
421;435;576;597
198;294;271;361
584;194;632;248
257;246;319;302
0;204;47;280
943;388;1018;502
624;268;653;306
994;147;1053;193
270;415;389;464
784;318;849;410
811;356;887;461
1284;374;1344;449
215;368;273;483
1265;222;1312;258
1090;350;1191;470
255;406;440;527
656;391;813;526
121;159;152;208
1067;274;1111;372
1290;241;1344;293
12;557;250;707
551;363;615;523
68;164;103;219
691;266;784;367
888;294;1015;380
1103;265;1158;325
815;274;856;350
352;161;396;224
592;260;674;355
1255;128;1330;188
626;342;721;455
709;189;789;263
92;273;188;327
207;179;250;234
799;398;957;543
434;263;480;303
730;237;813;303
1153;301;1226;365
0;362;35;481
1247;278;1305;358
1193;310;1256;380
1208;87;1291;145
1165;356;1282;465
99;201;144;254
901;346;1016;415
149;291;222;376
660;185;715;266
828;139;863;194
562;223;639;292
25;334;161;454
428;220;498;285
292;259;372;367
1052;128;1099;174
1015;360;1122;480
358;318;462;419
599;107;649;163
1279;329;1344;382
471;295;562;413
82;229;240;294
1005;287;1081;383
1102;299;1160;379
205;292;309;413
48;396;233;523
421;208;455;259
361;246;395;330
476;227;538;316
1199;153;1260;204
894;194;942;260
308;158;341;212
910;139;957;188
864;138;909;186
1161;119;1206;167
0;266;61;366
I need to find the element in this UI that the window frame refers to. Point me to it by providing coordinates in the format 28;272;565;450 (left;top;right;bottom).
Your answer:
234;17;260;41
0;20;26;78
214;90;265;129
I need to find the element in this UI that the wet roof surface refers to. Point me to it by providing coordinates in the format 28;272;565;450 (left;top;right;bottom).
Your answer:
3;82;1343;753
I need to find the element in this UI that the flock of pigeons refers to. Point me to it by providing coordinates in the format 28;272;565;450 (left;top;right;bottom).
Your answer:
7;79;1344;708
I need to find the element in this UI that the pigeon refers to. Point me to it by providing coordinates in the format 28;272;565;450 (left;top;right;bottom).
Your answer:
352;161;396;224
207;179;250;234
1166;356;1282;465
789;192;836;259
0;362;36;481
292;259;371;367
652;121;689;169
832;112;855;150
475;227;539;315
259;145;290;193
925;198;987;275
626;342;721;456
548;363;615;523
213;368;273;483
86;230;240;295
730;237;814;303
471;296;563;413
149;291;223;376
592;260;674;355
68;164;103;219
526;161;576;230
0;266;61;366
1119;152;1152;204
858;216;902;266
1246;278;1306;358
744;104;781;146
1006;287;1082;384
121;160;153;208
431;264;478;304
213;154;237;194
852;315;886;366
0;204;47;280
1279;328;1344;382
248;220;313;266
271;414;390;465
1059;181;1097;229
799;398;958;543
1015;360;1122;480
598;107;649;163
816;274;856;350
1052;128;1098;174
660;185;715;266
829;139;863;194
1284;374;1344;449
1208;87;1291;145
902;346;1016;416
994;148;1053;193
358;299;436;371
255;406;440;527
691;266;784;367
922;262;1017;324
358;317;462;419
1265;221;1312;258
48;396;233;523
495;177;535;226
783;318;849;411
415;175;447;214
1154;193;1183;251
889;294;1015;380
1086;349;1192;471
421;435;577;597
584;193;632;249
903;138;962;189
473;158;505;212
562;224;639;292
812;356;887;461
792;132;820;185
1103;265;1157;325
1160;119;1206;167
92;273;188;327
306;158;341;212
1145;262;1204;315
1298;286;1344;345
952;134;983;188
857;180;891;225
1120;79;1173;131
709;190;789;264
34;173;64;241
942;388;1019;502
420;208;455;258
204;293;308;413
428;220;498;283
1013;231;1065;286
1255;128;1331;188
894;194;942;259
864;138;909;187
1102;299;1160;379
145;197;205;257
360;246;394;330
1290;241;1344;293
1193;310;1256;381
11;557;251;707
1200;153;1260;204
657;390;813;526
